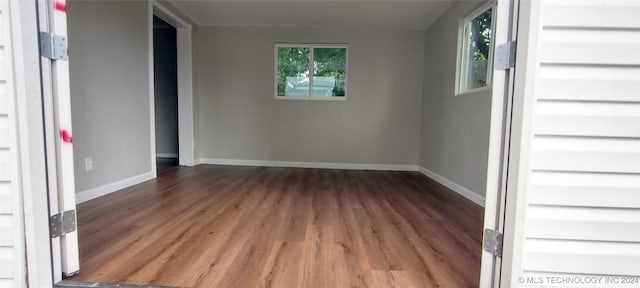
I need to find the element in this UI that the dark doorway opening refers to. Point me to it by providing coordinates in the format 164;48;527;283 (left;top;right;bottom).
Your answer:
153;16;179;172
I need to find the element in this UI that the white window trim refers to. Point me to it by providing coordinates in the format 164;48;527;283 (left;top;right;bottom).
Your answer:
274;43;348;101
455;2;496;96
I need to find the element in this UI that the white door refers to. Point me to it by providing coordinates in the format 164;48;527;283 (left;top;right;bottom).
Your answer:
483;0;640;286
502;0;640;286
479;0;520;286
0;1;27;286
37;0;80;279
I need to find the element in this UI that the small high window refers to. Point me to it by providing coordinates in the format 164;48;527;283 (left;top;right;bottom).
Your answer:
275;44;347;100
456;4;495;95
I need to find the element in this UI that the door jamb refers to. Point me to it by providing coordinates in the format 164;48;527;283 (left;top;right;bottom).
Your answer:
10;0;56;286
479;0;518;286
148;1;194;176
498;0;543;286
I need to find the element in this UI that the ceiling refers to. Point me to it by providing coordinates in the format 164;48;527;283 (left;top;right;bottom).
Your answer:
168;0;461;30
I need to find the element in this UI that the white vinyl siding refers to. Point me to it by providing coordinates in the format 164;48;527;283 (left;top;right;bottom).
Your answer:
521;0;640;284
0;1;26;287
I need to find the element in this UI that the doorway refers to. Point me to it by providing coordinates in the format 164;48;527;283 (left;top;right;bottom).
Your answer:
150;2;195;170
153;16;179;172
36;0;515;286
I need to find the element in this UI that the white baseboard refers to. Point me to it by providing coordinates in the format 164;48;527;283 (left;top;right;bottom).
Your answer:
418;166;485;207
76;171;155;204
74;161;483;207
195;159;484;206
156;153;178;158
196;158;418;171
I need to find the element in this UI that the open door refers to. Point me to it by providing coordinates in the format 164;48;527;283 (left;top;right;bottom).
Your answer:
37;0;80;281
479;0;519;286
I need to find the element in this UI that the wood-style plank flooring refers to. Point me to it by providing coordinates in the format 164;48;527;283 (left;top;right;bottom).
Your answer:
69;165;484;287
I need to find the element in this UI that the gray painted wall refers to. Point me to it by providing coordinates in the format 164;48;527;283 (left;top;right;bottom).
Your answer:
193;27;424;165
68;1;151;192
66;0;491;201
153;17;179;157
419;1;492;197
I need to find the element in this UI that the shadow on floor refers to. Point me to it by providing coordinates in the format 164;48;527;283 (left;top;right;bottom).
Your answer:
156;157;178;172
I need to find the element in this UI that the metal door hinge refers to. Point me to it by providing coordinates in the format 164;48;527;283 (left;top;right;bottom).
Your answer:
495;41;516;70
40;32;68;60
50;209;76;238
483;228;503;257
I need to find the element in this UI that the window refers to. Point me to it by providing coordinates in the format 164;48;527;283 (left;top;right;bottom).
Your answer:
275;44;347;100
456;4;495;95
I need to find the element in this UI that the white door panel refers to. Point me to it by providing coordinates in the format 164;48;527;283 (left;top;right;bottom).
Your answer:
0;1;26;286
501;0;640;286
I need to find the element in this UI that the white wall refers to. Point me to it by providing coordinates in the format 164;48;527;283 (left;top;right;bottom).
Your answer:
68;1;152;192
194;27;424;166
419;1;492;199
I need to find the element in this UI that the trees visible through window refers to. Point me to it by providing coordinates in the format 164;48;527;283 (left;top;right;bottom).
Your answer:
457;5;494;94
275;44;347;99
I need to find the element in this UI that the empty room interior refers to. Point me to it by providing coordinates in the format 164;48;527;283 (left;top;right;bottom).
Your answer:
65;0;495;286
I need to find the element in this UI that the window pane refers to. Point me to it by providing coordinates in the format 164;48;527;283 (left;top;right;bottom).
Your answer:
465;8;492;91
313;48;346;97
277;47;310;97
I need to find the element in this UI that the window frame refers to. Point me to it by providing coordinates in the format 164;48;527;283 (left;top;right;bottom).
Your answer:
455;2;496;96
274;43;349;101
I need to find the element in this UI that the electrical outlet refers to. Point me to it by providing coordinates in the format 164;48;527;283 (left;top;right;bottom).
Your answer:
84;157;93;172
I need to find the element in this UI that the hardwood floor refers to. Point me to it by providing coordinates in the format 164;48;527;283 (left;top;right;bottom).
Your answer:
156;157;178;172
69;165;484;287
